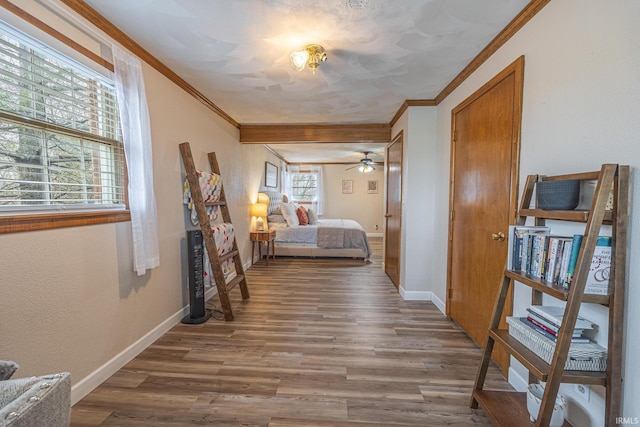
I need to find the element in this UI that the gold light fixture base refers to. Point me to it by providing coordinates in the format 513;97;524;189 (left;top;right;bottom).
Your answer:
291;44;327;73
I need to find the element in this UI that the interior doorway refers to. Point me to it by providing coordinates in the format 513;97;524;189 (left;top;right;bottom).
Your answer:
447;57;524;375
384;131;403;287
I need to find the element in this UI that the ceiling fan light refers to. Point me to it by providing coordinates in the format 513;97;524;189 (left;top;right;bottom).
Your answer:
359;164;374;173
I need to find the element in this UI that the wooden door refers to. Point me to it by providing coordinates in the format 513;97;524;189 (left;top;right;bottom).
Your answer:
385;132;403;287
447;58;523;375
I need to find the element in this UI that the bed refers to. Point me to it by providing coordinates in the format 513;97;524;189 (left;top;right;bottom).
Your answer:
257;191;372;261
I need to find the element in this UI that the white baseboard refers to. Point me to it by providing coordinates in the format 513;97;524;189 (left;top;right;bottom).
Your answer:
508;365;529;392
399;286;431;301
70;273;230;405
70;303;190;404
429;292;446;315
398;288;447;316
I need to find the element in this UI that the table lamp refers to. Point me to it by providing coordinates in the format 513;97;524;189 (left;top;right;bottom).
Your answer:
251;203;268;231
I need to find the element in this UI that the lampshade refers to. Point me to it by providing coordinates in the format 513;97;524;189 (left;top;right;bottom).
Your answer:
251;203;268;218
358;164;375;173
290;50;309;71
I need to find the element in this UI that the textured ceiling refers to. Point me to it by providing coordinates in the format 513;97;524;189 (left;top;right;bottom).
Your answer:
83;0;529;126
268;142;387;164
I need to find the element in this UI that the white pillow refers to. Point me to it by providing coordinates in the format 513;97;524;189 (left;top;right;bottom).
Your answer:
267;214;287;224
307;208;318;225
280;203;299;226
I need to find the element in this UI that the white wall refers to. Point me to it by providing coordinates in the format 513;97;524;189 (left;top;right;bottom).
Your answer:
0;7;275;404
391;107;440;306
321;164;384;235
426;0;640;423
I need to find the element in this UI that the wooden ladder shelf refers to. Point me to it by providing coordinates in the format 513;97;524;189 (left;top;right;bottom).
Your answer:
179;142;249;321
470;164;629;426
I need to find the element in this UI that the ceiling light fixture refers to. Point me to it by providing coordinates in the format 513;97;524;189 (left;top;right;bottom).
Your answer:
290;44;327;74
345;152;378;173
358;164;375;173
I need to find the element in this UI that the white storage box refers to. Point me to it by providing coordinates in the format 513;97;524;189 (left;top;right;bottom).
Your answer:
506;317;607;371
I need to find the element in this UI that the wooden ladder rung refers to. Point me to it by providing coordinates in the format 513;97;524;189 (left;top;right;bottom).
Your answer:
218;250;239;263
226;274;245;292
179;142;250;322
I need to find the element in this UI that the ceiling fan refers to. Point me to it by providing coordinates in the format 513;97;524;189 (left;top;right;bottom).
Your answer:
346;152;380;172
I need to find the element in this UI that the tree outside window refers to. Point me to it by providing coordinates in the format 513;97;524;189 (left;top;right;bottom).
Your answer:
0;24;124;210
291;172;318;203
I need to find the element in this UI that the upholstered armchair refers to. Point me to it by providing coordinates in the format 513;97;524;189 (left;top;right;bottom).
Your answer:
0;361;70;427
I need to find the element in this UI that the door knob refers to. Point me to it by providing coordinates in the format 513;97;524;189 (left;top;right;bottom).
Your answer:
492;232;505;241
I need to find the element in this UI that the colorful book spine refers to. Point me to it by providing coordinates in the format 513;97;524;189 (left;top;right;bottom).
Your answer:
545;238;560;283
558;240;573;288
564;234;583;287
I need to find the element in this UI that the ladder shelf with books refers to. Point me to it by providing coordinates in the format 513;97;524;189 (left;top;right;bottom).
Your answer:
470;164;629;427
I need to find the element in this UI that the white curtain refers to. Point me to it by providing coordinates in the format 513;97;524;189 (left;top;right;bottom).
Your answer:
112;45;160;275
283;164;297;199
280;160;289;196
308;165;324;216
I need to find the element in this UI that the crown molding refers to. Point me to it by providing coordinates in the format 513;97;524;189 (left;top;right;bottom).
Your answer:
389;100;436;127
434;0;550;105
6;0;550;136
57;0;239;128
390;0;549;127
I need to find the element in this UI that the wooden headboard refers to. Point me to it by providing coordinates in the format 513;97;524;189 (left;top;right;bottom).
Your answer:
258;191;288;215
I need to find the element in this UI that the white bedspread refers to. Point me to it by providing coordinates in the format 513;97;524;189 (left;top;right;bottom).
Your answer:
270;219;372;260
270;221;318;244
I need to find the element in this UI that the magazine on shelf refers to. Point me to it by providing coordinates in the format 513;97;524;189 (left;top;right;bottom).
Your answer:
526;305;595;330
518;318;591;343
526;315;584;337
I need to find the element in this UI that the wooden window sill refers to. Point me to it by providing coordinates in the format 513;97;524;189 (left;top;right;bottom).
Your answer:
0;210;131;234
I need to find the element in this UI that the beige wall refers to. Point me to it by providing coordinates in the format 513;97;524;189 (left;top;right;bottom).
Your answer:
321;164;384;234
420;0;639;423
0;7;277;403
390;109;439;302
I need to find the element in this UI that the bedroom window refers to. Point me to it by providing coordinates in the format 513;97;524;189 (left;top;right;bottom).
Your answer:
287;165;324;215
291;172;318;203
0;22;126;229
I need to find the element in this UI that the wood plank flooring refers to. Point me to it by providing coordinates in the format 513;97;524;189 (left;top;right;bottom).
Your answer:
71;238;511;426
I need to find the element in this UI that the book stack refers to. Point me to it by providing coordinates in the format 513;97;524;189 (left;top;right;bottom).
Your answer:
508;226;612;294
523;305;594;343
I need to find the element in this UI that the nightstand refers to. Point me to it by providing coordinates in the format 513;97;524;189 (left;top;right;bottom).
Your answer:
250;229;276;266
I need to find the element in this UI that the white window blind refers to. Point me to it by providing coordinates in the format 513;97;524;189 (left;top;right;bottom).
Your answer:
0;22;125;211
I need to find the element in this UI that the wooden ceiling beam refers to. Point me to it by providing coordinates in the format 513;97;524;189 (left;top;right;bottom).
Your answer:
239;124;391;144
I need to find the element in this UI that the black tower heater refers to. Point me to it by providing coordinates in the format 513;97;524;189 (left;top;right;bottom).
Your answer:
182;229;212;324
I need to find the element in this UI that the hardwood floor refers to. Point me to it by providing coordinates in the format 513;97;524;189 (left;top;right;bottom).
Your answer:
71;238;512;426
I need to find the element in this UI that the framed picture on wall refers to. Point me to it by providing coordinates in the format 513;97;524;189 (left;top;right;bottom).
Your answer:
367;180;378;194
265;161;278;188
342;179;353;194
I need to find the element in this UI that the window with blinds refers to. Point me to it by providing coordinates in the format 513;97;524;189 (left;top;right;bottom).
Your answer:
0;23;125;212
